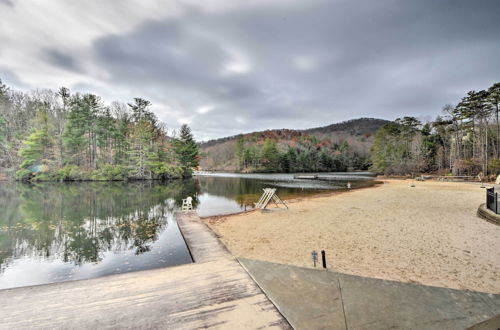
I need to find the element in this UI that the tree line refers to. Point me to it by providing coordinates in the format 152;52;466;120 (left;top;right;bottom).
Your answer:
235;133;370;173
371;82;500;176
0;80;199;181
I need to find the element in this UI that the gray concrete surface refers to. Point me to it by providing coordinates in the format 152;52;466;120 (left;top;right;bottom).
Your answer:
240;258;347;330
240;258;500;330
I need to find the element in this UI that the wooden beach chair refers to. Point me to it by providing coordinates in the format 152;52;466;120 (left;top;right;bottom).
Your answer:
255;188;288;210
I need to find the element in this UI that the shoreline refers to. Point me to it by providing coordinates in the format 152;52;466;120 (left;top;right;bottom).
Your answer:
205;179;500;294
201;180;383;222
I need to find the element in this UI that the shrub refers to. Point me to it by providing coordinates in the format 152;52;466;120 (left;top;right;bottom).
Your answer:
91;164;129;181
15;168;32;181
489;158;500;176
57;165;83;181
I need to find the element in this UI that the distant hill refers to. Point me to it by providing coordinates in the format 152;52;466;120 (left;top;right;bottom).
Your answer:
199;118;391;171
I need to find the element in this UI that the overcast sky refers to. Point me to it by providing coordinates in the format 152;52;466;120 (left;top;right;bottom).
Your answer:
1;0;499;140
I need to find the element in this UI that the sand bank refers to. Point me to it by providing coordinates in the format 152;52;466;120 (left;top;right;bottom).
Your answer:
205;180;500;293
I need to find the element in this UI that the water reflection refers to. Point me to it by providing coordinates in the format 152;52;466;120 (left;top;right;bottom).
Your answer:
194;172;376;216
0;181;194;289
0;172;374;289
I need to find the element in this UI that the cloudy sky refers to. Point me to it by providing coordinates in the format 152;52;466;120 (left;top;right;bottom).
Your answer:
1;0;499;140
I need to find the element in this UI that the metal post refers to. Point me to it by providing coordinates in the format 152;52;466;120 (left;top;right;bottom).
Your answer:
496;192;498;214
311;250;318;267
321;250;326;269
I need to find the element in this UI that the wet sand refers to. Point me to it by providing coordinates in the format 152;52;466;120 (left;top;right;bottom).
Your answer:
205;179;500;293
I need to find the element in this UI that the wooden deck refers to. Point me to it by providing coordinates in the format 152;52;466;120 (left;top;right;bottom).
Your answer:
0;212;290;329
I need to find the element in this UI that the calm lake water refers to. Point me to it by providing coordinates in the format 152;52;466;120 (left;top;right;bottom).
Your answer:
0;172;374;289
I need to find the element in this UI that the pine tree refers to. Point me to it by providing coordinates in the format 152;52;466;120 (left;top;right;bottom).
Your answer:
0;113;12;167
173;124;199;177
261;139;279;172
488;83;500;157
128;120;157;179
235;136;245;170
0;114;5;144
114;112;130;165
127;99;159;179
18;129;51;169
96;107;115;164
63;95;88;166
55;87;70;166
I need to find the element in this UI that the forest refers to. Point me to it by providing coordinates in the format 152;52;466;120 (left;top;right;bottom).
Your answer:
370;82;500;177
233;131;369;173
2;78;499;178
0;80;199;181
199;119;386;172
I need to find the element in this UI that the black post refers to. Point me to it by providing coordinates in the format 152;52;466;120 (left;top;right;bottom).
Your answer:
321;250;326;269
496;192;498;214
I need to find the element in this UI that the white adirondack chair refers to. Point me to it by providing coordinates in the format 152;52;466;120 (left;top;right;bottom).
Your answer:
181;196;193;211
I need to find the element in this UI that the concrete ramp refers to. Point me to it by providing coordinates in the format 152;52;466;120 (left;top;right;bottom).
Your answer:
240;258;500;330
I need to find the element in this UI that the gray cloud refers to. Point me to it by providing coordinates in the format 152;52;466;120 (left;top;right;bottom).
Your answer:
0;67;26;88
45;49;81;72
2;0;500;140
0;0;13;7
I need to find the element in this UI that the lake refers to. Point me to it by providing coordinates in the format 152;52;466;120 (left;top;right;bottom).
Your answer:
0;172;375;289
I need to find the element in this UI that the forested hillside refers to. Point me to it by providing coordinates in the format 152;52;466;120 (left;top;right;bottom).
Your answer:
0;80;199;181
4;77;497;178
199;118;389;172
370;82;500;176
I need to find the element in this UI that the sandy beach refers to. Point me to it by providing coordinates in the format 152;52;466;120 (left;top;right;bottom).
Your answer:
205;179;500;294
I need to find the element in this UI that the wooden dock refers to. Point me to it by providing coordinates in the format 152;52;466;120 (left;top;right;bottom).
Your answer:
293;174;318;179
0;212;290;329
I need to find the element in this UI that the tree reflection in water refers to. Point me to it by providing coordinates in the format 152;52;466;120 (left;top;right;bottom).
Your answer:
0;173;373;288
0;180;198;273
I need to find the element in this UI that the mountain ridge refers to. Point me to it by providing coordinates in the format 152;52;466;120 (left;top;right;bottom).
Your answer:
199;118;391;172
200;118;390;147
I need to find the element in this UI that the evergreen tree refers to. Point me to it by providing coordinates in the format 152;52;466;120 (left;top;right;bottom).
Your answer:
128;98;153;122
18;129;51;169
114;112;130;165
63;95;88;166
96;107;115;164
173;124;199;177
319;150;333;171
0;114;5;142
55;87;70;166
261;139;280;172
0;113;12;167
370;123;405;174
488;83;500;157
127;98;159;179
235;136;245;170
285;147;298;172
